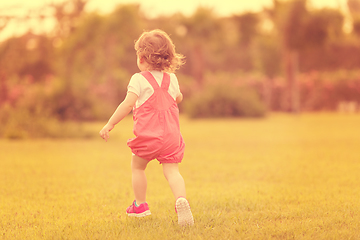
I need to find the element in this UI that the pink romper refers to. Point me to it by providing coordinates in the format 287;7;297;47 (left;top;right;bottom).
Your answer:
127;71;185;163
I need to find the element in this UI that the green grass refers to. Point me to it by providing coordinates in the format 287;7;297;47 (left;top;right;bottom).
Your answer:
1;113;360;239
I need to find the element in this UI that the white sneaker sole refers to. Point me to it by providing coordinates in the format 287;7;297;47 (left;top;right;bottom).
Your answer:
127;210;151;217
176;198;194;226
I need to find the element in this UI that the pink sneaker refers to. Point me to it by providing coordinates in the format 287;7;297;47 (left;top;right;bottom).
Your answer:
175;197;194;226
126;200;151;217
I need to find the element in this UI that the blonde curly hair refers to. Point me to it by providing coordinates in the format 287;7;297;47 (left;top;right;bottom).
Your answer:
134;29;185;73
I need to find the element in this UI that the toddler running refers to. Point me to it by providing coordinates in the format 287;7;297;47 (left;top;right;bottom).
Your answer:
99;29;194;226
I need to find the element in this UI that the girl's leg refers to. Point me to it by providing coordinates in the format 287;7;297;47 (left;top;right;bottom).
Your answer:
162;163;186;199
131;154;149;204
163;163;194;226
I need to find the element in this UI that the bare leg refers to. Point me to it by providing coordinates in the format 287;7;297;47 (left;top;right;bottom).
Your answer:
131;155;149;204
163;163;194;226
162;163;186;199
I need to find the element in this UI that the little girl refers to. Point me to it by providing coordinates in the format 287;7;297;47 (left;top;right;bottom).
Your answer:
99;29;194;226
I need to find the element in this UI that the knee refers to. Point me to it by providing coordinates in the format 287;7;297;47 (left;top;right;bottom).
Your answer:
162;164;180;180
163;168;170;181
131;155;148;171
162;167;173;181
132;163;146;172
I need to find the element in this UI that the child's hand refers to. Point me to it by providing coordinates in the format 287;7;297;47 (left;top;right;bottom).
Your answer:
99;124;114;142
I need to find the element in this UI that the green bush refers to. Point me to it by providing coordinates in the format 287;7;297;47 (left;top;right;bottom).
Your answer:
185;77;266;118
0;105;93;140
0;77;97;139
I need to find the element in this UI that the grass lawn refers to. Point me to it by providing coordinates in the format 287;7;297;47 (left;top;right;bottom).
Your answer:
1;113;360;239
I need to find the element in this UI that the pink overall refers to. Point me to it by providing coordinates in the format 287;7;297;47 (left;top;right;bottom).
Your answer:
127;71;185;163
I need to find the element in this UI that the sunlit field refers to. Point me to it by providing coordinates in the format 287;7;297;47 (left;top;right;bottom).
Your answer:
1;113;360;239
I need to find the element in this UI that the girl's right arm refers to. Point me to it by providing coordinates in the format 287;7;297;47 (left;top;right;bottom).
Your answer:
99;92;138;142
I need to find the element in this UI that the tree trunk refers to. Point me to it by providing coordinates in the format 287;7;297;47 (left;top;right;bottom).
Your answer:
283;49;300;113
0;72;7;105
192;43;204;87
264;77;274;111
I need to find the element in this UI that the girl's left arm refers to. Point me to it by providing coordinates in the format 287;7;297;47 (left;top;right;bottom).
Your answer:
99;92;138;142
176;92;183;104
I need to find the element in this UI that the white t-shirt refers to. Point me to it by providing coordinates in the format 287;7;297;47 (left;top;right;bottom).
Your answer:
127;71;181;108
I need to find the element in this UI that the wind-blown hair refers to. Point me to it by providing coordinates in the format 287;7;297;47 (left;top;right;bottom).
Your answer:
134;29;185;73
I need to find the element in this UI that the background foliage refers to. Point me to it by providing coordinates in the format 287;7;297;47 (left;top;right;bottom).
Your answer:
1;0;360;137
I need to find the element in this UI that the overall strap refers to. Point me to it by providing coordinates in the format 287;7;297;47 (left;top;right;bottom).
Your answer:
161;72;170;91
140;71;160;90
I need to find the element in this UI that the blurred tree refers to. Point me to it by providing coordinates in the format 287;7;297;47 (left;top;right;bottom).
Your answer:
257;34;282;110
182;7;221;86
59;3;145;80
302;9;343;48
0;70;6;105
348;0;360;36
267;0;342;112
1;0;359;123
232;12;260;71
269;1;345;112
233;12;260;47
51;0;88;83
0;15;10;105
49;0;90;119
299;9;345;71
51;0;88;37
55;4;145;120
20;33;55;80
104;4;146;74
0;33;55;83
266;0;306;112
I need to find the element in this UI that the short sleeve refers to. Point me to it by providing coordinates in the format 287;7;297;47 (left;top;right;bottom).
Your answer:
171;73;181;98
127;73;141;97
